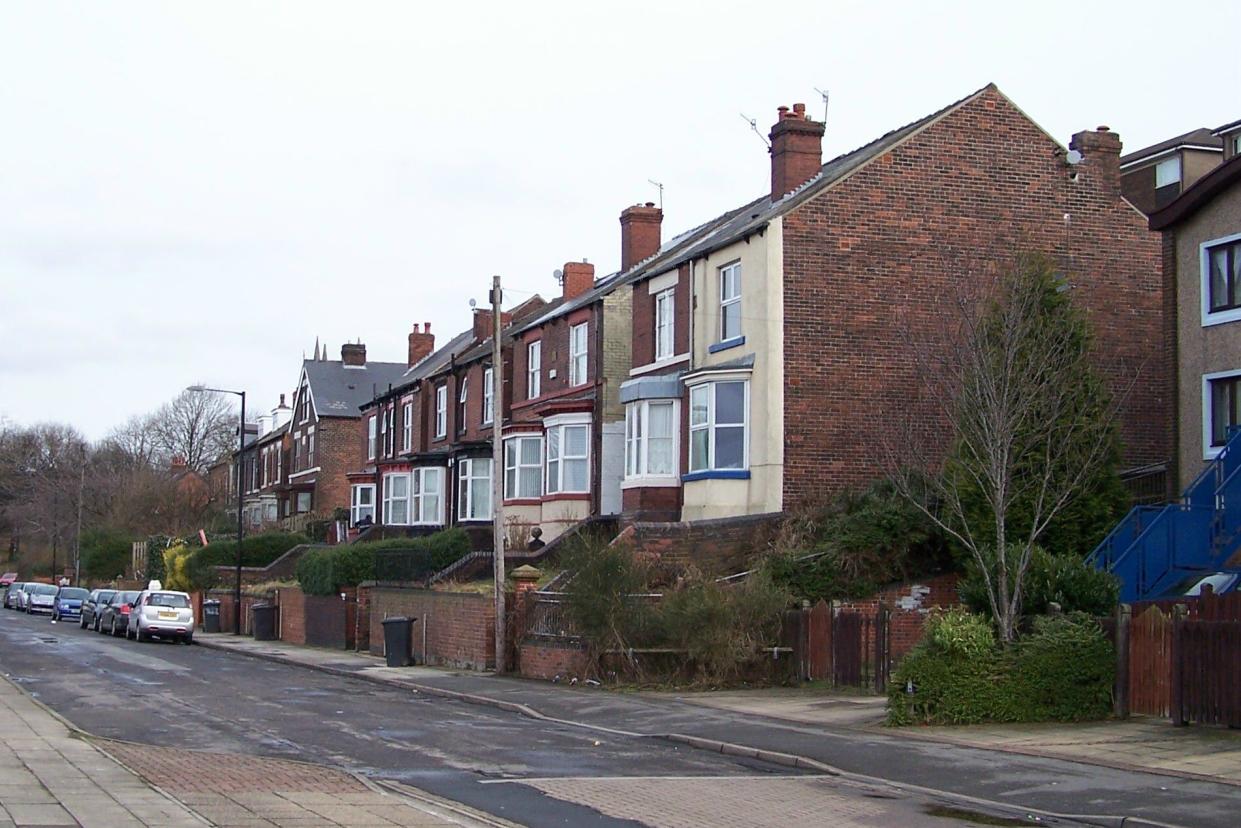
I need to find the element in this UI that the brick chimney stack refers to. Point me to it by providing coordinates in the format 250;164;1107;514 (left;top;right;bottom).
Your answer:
473;309;513;342
341;342;367;366
769;102;825;201
408;322;435;366
1069;125;1123;197
620;202;663;272
561;261;595;300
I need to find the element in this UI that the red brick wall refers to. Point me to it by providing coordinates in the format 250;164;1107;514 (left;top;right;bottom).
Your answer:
511;306;600;413
314;418;363;515
369;587;496;670
278;586;306;645
617;513;782;575
518;640;589;681
630;263;690;369
781;86;1166;508
832;573;961;663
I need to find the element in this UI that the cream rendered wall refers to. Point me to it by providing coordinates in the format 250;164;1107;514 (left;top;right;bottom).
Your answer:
501;500;586;545
1175;184;1241;490
681;217;785;521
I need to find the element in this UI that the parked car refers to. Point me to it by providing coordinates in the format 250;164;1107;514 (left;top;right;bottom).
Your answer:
50;587;89;622
0;572;17;588
25;583;59;615
1155;571;1240;599
127;590;195;644
4;582;25;609
80;589;117;630
100;591;140;637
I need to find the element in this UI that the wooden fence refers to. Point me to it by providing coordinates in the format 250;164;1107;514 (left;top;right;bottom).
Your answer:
800;601;890;692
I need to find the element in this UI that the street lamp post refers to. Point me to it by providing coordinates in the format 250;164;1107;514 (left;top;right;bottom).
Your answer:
187;385;246;635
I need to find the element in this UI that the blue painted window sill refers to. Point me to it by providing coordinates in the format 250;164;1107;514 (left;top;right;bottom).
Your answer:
707;336;745;354
682;469;751;482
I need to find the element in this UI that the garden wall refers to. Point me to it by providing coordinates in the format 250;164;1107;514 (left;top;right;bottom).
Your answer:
614;513;783;575
369;587;497;670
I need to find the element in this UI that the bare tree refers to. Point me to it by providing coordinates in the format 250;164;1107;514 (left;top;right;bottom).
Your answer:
150;388;237;473
885;251;1126;642
104;413;163;470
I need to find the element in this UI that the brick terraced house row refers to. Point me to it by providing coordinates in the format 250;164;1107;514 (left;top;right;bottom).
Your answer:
614;83;1168;523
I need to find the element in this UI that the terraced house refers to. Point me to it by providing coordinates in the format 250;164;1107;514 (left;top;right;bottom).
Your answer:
617;83;1168;523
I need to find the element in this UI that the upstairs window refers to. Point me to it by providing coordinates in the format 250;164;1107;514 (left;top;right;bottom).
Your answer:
367;416;377;460
504;435;543;499
655;288;675;361
307;428;315;467
402;402;412;452
1209;373;1241;450
1155;156;1182;189
527;341;542;399
569;323;588;386
298;381;311;423
458;377;469;433
689;380;748;472
380;408;392;457
434;385;447;438
1208;239;1241;314
483;367;494;425
719;262;742;341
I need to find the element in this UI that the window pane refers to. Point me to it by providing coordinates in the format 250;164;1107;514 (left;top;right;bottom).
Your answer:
547;426;560;460
1212;248;1229;310
648;436;674;475
520;467;541;498
389;475;408;497
691;429;709;471
1155;157;1181;188
424;493;439;523
565;425;588;457
690;386;709;426
521;438;541;465
722;302;741;339
1213;381;1230;446
547;458;560;494
715;425;745;469
715;382;745;424
648;402;673;438
471;478;490;519
564;458;588;492
1232;246;1241;308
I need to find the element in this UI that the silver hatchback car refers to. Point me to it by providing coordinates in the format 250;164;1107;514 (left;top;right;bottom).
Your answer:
127;590;195;643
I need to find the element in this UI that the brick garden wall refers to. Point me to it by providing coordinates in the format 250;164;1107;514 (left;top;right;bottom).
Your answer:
781;85;1167;508
615;512;782;575
278;586;306;645
518;640;589;681
834;573;961;662
369;587;496;670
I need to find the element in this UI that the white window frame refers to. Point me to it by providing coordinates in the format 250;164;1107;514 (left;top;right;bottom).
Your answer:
688;379;750;473
402;402;412;452
307;427;316;467
504;435;544;500
527;341;542;399
483;367;494;425
458;376;469;431
1203;369;1241;459
350;484;375;526
569;322;588;386
545;414;591;495
1202;232;1241;327
381;407;393;457
458;457;493;521
411;467;443;525
655;288;675;361
1155;156;1182;189
382;472;410;525
719;261;742;341
434;385;447;438
624;399;679;483
367;415;377;460
275;444;282;483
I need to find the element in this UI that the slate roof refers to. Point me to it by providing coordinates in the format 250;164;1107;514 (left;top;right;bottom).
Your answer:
512;83;995;335
1120;127;1223;167
1149;154;1241;231
303;358;409;418
1215;119;1241;136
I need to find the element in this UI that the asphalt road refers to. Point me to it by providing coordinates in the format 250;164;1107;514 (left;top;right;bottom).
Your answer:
0;608;988;828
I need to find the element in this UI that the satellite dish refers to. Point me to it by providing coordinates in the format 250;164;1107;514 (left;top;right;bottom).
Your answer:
1065;149;1084;165
468;298;477;308
553;268;564;283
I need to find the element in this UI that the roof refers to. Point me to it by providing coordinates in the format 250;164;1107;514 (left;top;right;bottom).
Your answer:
303;358;409;418
1149;154;1241;231
1214;119;1241;136
1120;128;1222;167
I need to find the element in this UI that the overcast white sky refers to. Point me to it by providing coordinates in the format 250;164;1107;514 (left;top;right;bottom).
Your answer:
2;0;1238;440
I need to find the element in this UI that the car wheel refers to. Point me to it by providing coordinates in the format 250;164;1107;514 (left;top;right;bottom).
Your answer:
110;618;118;637
51;611;58;622
184;634;193;645
79;615;87;629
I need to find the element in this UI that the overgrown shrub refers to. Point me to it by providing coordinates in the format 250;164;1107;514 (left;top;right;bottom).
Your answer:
296;544;375;596
888;610;1113;725
366;529;472;582
162;543;220;592
80;528;132;581
767;479;947;602
959;546;1119;619
561;539;658;659
660;568;791;682
198;531;309;569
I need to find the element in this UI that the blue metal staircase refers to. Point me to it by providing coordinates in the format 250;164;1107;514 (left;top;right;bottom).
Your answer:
1090;428;1241;602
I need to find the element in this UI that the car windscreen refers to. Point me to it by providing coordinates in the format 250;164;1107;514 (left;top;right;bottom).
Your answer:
147;593;190;608
58;588;89;600
32;584;58;595
96;590;117;602
110;591;139;605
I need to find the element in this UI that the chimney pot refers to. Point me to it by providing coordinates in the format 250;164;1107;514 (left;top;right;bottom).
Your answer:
1069;126;1124;197
408;323;435;366
793;103;806;117
561;261;595;300
619;203;664;271
769;101;825;200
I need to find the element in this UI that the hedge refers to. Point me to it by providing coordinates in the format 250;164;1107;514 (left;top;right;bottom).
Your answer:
887;610;1113;725
296;545;375;596
198;531;309;569
368;529;472;582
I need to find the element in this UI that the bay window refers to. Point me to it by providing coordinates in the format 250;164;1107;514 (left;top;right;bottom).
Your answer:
689;380;748;472
569;322;588;386
504;435;543;499
382;473;409;525
458;457;492;521
546;420;590;494
625;400;677;479
350;484;375;525
412;467;443;524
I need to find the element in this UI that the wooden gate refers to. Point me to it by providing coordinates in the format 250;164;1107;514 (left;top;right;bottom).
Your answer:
1175;619;1241;727
830;607;889;690
1129;605;1172;717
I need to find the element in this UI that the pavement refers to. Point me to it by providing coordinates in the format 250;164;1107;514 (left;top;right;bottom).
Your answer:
197;633;1241;789
0;668;511;827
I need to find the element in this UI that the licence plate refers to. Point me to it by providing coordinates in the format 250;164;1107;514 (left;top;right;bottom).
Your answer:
158;611;177;619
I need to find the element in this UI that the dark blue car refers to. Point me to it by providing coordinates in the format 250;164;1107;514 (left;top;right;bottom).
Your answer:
51;587;89;622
